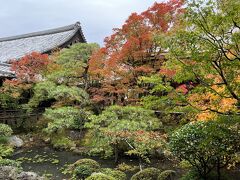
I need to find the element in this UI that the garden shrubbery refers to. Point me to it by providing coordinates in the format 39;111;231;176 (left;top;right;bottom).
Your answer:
85;105;165;164
0;123;20;173
0;158;21;168
0;124;13;158
131;168;160;180
66;158;128;180
0;123;13;137
69;158;100;179
100;168;126;180
86;173;115;180
169;119;240;179
158;170;176;180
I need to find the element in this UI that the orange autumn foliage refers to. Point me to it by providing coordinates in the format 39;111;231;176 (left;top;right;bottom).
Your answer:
10;52;50;83
88;0;184;106
2;52;50;100
188;89;238;120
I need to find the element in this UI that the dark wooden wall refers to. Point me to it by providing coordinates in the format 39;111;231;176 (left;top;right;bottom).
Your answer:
0;108;43;128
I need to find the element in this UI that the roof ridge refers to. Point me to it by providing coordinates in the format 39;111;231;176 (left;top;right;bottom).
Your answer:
0;22;81;42
0;62;11;67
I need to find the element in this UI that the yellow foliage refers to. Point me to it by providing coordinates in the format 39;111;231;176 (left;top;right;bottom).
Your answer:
236;75;240;83
188;90;238;120
226;49;237;60
220;98;237;112
197;111;217;121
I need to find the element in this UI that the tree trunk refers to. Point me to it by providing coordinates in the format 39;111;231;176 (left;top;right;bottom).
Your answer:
217;158;221;180
139;157;143;171
202;165;208;180
114;144;119;163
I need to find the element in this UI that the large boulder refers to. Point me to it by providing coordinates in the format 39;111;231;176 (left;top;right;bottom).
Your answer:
17;171;45;180
0;166;45;180
0;166;18;180
8;136;24;148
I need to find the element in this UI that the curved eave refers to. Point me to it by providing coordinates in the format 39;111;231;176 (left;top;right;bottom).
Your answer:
42;27;87;54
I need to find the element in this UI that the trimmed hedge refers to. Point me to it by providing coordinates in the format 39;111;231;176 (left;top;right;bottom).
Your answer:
71;158;100;179
158;170;176;180
86;173;115;180
131;168;160;180
100;168;126;180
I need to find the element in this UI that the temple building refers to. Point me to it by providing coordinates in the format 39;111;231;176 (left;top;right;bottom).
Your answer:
0;22;86;79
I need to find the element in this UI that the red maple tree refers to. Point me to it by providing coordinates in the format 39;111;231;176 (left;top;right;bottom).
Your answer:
88;0;184;106
1;52;50;100
10;52;50;83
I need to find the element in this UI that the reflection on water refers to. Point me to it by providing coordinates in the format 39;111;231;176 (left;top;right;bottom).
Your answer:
11;146;140;179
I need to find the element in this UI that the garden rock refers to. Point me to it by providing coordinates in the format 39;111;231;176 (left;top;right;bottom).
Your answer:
17;171;44;180
0;166;18;180
8;136;24;148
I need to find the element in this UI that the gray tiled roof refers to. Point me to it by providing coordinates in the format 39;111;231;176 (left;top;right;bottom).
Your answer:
0;63;14;77
0;22;86;64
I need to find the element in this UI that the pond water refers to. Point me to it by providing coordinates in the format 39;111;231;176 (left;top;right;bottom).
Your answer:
11;146;142;179
12;146;240;180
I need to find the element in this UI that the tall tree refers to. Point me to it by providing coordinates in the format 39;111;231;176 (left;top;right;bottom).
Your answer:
28;43;99;108
88;0;184;106
143;0;240;119
27;43;99;146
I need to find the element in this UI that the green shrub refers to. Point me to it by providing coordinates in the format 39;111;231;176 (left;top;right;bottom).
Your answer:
73;165;96;179
169;120;240;179
131;168;160;180
51;136;76;149
86;173;115;180
0;124;13;137
158;170;176;180
179;160;191;169
0;158;21;168
100;168;126;180
181;169;229;180
43;107;88;135
85;105;163;159
180;169;199;180
0;93;18;109
0;145;14;158
116;162;139;172
73;159;100;169
0;136;8;144
71;158;100;179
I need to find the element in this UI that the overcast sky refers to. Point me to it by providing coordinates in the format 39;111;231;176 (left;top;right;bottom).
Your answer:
0;0;162;46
